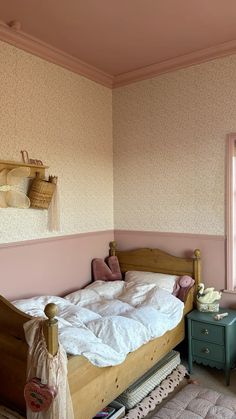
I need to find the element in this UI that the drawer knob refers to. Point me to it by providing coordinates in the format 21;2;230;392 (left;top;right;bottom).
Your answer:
201;328;209;335
201;347;210;354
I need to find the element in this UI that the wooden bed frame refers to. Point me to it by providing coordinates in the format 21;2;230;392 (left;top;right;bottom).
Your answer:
0;242;201;419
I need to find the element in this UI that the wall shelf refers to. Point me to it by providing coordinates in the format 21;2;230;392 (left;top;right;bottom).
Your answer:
0;160;48;178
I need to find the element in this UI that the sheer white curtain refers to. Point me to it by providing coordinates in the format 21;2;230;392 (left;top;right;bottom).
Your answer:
227;134;236;291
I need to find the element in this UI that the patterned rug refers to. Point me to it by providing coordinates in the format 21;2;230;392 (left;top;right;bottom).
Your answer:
123;364;188;419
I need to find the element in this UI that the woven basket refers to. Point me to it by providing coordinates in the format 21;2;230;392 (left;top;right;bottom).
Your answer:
29;174;57;209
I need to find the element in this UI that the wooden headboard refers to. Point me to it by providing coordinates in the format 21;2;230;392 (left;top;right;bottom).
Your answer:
109;241;201;297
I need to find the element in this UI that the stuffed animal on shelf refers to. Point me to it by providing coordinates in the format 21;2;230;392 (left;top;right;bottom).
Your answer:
197;282;222;304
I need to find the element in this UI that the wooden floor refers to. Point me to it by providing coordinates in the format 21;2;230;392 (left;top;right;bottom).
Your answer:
186;361;236;398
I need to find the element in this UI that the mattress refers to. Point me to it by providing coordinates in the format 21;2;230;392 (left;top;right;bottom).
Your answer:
115;350;180;409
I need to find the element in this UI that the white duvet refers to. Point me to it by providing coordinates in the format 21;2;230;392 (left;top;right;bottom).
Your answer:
12;281;184;367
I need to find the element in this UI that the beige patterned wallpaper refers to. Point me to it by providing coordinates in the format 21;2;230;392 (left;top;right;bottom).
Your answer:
0;40;113;243
2;39;236;242
113;55;236;235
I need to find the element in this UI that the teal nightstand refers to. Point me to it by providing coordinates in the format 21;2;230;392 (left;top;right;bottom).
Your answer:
187;309;236;385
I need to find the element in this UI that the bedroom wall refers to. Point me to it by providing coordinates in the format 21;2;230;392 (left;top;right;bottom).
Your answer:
0;40;114;298
113;55;236;308
2;39;236;306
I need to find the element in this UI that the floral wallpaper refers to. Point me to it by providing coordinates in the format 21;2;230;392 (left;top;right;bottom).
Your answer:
0;40;113;243
113;55;236;235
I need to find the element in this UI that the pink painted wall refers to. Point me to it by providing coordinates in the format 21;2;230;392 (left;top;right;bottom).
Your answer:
0;231;114;300
2;227;235;308
114;230;236;309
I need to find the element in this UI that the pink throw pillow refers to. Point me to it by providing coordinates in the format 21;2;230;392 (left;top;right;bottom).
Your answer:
92;256;122;281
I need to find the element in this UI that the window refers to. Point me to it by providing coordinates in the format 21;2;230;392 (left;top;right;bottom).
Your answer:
226;133;236;291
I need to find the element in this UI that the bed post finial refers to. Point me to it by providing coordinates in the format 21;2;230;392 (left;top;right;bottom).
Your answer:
193;249;201;297
44;303;58;356
194;249;201;259
109;241;117;256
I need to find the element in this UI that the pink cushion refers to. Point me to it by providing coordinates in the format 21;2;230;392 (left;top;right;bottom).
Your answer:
151;384;236;418
92;256;122;281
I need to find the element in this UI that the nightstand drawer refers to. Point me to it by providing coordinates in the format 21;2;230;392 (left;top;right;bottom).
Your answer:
192;321;224;344
192;339;225;363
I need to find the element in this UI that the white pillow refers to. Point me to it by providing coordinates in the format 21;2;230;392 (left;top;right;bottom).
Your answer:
64;289;101;306
124;271;179;294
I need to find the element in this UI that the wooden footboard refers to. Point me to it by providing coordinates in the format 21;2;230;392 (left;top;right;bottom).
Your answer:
68;318;185;419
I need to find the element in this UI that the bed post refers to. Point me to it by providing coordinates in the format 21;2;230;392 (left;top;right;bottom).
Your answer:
193;249;201;296
43;303;58;356
109;240;117;256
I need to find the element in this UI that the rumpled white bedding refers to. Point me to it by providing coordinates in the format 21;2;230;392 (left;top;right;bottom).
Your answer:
12;281;184;367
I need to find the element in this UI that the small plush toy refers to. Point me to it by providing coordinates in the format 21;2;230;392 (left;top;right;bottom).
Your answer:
179;275;195;288
174;275;195;302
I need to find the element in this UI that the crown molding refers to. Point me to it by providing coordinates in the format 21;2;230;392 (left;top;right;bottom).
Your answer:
113;39;236;88
0;20;113;88
1;20;236;89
